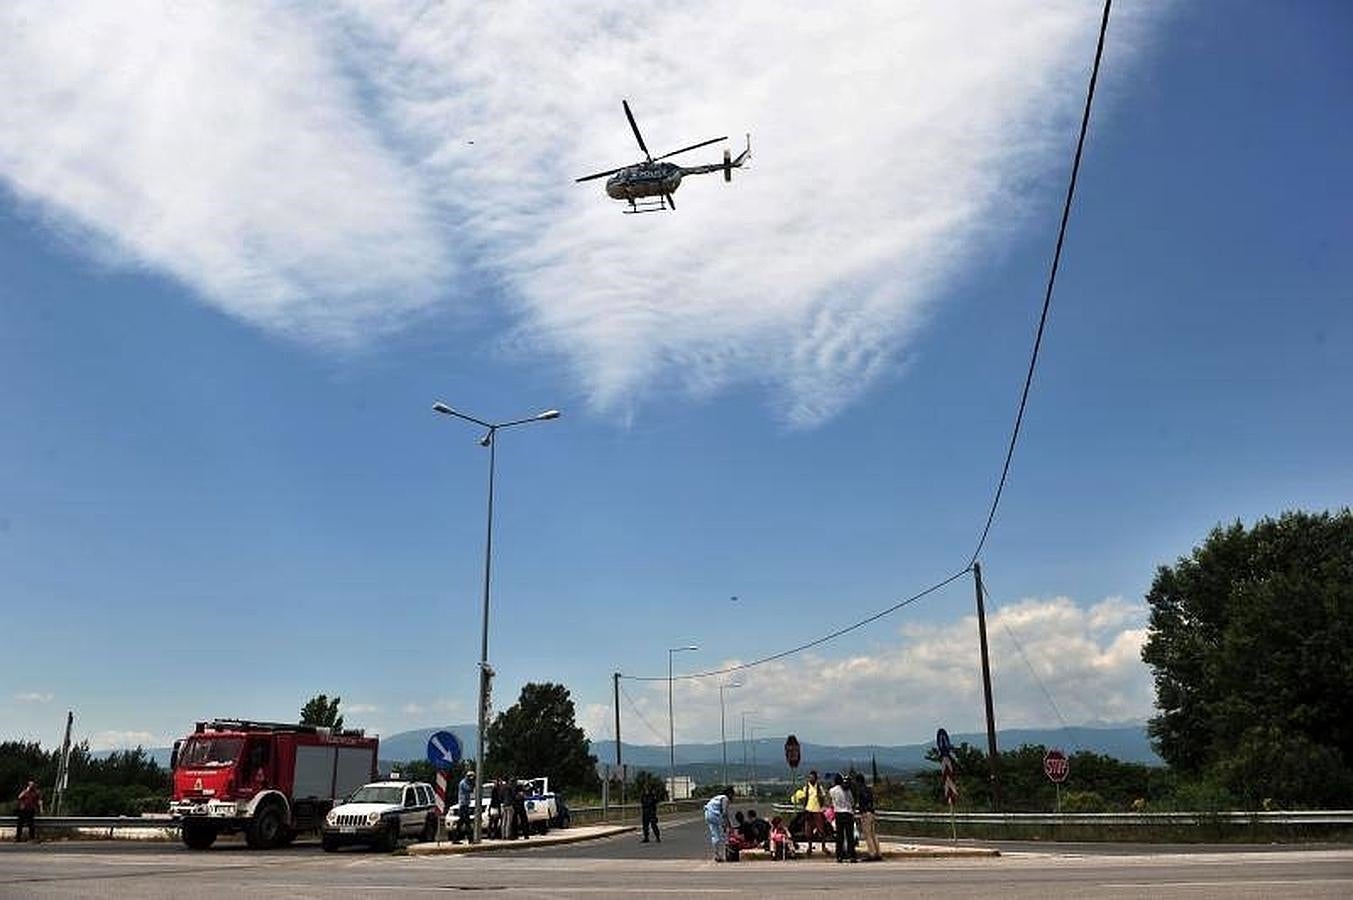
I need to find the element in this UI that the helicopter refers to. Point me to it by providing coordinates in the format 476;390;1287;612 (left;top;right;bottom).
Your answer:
575;100;750;213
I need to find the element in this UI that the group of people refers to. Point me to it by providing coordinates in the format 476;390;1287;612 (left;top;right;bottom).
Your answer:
791;769;882;863
449;771;567;842
700;769;882;863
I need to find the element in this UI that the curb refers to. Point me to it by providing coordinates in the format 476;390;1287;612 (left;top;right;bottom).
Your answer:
407;825;634;856
731;844;1001;862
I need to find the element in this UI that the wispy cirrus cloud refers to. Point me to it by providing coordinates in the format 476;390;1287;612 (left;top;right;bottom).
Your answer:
12;692;54;703
1;1;1159;424
0;0;450;344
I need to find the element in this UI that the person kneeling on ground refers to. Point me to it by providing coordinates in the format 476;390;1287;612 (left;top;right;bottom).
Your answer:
769;816;797;860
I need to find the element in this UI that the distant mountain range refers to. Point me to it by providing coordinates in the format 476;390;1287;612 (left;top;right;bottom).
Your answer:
375;722;1160;774
108;722;1159;775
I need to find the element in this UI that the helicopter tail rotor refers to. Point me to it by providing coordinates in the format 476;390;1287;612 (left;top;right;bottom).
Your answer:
723;149;731;182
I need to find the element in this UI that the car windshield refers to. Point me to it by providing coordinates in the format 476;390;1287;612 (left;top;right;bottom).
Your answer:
178;738;243;768
348;786;402;805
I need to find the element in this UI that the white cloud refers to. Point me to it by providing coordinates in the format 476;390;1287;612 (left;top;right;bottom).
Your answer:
345;703;381;715
88;730;161;751
400;702;426;716
607;596;1153;746
13;692;54;703
0;0;450;344
0;1;1160;423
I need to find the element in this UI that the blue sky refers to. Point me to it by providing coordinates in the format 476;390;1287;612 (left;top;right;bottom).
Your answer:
1;1;1350;753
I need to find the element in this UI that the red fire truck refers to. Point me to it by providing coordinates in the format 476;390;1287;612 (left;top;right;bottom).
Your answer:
169;718;378;849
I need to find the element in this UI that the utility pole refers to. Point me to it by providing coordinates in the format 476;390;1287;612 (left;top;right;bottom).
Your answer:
53;710;73;815
613;672;623;809
973;562;1002;809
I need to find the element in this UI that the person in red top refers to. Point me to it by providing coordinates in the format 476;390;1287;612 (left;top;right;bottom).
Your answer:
16;780;42;842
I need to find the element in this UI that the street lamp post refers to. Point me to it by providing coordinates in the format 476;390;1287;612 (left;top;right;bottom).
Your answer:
667;645;699;802
718;680;742;787
433;401;560;845
740;711;761;798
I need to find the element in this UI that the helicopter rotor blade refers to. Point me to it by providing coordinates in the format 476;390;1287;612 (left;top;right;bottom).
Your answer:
623;100;652;162
575;166;625;183
654;136;728;161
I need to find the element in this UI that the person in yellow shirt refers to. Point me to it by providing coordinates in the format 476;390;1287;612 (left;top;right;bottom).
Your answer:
790;770;830;856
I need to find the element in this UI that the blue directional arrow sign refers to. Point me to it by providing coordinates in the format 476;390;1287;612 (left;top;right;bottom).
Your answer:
427;731;462;770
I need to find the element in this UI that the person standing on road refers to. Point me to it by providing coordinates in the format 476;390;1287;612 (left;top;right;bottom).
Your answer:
640;786;661;843
791;770;830;856
15;780;42;843
853;772;881;861
455;770;476;843
829;774;857;863
491;776;508;840
703;787;734;862
511;778;529;839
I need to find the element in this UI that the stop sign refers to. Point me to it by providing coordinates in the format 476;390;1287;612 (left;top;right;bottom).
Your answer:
1043;748;1069;783
784;735;801;769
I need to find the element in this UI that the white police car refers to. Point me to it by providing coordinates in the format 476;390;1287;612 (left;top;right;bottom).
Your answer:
321;780;438;851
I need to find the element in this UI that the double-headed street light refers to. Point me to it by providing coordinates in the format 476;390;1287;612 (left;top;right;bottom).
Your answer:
718;680;743;787
667;645;699;801
432;401;560;845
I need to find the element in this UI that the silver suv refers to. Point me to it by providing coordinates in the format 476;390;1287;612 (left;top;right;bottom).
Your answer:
321;780;438;851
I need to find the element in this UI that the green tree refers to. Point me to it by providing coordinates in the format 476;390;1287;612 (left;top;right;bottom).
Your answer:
300;694;344;730
484;682;599;791
632;769;668;802
1140;510;1353;805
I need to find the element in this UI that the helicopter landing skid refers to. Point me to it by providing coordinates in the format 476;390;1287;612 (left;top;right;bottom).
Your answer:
623;196;671;214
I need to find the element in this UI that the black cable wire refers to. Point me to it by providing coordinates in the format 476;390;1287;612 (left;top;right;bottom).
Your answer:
970;0;1113;567
983;577;1074;737
618;682;669;743
616;0;1115;689
622;567;971;682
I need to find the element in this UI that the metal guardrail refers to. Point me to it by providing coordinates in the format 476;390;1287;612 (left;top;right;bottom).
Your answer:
0;815;180;832
1;800;710;833
770;804;1353;827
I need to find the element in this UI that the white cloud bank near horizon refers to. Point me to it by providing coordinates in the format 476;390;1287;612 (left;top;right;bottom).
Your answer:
581;595;1154;747
1;1;1157;424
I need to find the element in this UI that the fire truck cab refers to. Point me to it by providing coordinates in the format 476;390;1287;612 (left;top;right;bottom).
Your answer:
169;718;378;850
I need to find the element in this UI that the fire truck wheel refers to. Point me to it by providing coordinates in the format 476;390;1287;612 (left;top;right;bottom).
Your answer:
181;820;217;850
247;802;286;849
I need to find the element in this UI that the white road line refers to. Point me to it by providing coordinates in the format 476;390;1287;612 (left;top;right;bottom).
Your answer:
1100;879;1353;888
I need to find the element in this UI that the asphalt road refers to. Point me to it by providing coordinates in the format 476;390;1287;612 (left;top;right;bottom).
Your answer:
2;817;1351;898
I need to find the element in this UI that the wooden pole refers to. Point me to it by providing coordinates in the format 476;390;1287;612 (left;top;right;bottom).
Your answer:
973;562;1002;810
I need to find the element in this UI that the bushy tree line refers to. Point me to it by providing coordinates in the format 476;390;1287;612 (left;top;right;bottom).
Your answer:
1;741;169;816
901;742;1170;812
1142;510;1353;808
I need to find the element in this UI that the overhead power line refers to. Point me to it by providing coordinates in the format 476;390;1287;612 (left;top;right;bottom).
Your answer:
622;567;971;682
969;0;1113;566
619;682;668;744
619;0;1114;687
